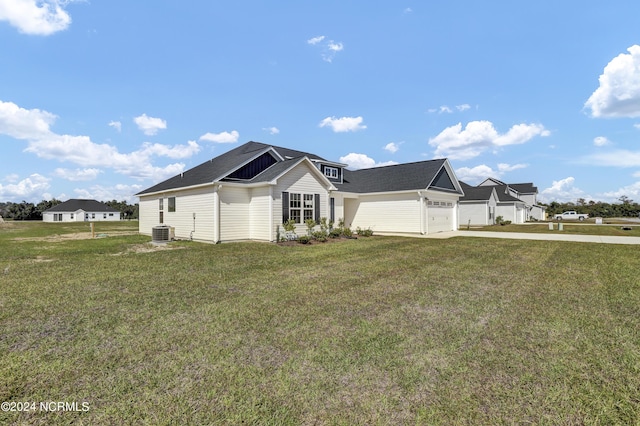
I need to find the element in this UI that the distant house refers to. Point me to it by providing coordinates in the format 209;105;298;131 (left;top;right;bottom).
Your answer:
458;178;546;226
136;141;465;242
42;199;121;222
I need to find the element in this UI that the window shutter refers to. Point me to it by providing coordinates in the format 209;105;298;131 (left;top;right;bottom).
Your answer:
314;193;320;223
282;192;289;222
330;197;335;223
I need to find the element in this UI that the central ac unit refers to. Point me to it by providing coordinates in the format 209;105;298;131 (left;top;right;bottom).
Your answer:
151;225;174;242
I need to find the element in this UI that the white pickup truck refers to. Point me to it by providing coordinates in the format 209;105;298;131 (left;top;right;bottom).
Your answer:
554;211;589;221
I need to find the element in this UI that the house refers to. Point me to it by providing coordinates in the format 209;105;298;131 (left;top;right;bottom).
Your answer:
458;178;546;226
42;199;121;222
136;141;465;242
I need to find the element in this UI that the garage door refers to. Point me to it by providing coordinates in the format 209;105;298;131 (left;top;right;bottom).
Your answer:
427;200;454;233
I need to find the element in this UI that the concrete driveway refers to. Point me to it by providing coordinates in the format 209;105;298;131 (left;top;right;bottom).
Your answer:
378;230;640;245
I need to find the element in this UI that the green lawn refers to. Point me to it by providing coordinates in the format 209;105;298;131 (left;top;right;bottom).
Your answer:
471;222;640;237
1;221;639;424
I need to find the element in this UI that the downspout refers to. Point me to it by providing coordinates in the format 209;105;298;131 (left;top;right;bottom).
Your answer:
213;184;221;243
418;191;426;235
269;185;274;242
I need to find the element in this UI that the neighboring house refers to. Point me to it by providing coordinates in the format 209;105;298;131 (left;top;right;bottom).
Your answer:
459;178;546;225
42;199;121;222
458;182;500;226
136;141;465;242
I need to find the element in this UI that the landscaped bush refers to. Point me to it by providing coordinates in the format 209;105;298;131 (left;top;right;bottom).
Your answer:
356;227;374;237
297;235;311;244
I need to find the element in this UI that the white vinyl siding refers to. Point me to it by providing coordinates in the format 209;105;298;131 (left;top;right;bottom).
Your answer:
220;186;251;241
250;186;271;241
139;187;216;241
273;162;328;235
349;193;421;233
459;202;491;226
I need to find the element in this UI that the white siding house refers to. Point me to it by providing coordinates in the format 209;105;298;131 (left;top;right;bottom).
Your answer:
42;199;121;223
136;142;465;242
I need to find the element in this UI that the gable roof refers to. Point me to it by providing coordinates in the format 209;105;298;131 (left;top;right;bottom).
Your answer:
459;181;497;201
492;185;525;203
339;159;462;194
45;199;119;213
136;141;463;197
137;141;328;195
509;183;538;194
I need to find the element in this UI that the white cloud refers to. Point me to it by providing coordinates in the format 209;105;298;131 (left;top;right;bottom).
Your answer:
428;120;550;160
0;100;196;181
455;165;496;184
138;140;200;159
339;153;397;170
328;41;343;52
384;142;401;154
585;45;640;118
403;7;413;13
429;104;470;114
634;123;640;130
539;177;589;203
0;0;76;36
580;149;640;167
53;168;102;181
0;100;56;139
199;130;239;143
497;163;527;172
308;35;344;62
0;173;51;201
73;183;144;204
307;35;325;45
454;163;528;184
4;173;20;183
134;113;167;136
599;181;640;203
108;120;122;132
263;127;280;135
319;116;366;133
593;136;611;146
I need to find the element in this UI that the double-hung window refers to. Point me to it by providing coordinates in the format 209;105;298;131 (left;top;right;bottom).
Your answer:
283;192;320;224
289;193;301;223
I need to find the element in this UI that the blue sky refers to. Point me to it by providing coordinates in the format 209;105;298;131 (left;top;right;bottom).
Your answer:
2;1;640;204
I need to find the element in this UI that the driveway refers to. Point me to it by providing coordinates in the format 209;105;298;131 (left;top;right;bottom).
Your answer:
443;230;640;245
378;230;640;245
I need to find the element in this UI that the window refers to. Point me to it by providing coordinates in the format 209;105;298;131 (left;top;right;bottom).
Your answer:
303;194;314;221
159;198;164;211
289;193;301;223
91;213;95;219
70;214;74;220
168;197;176;212
159;212;164;224
109;213;114;217
324;166;338;179
53;213;62;222
283;192;320;224
103;214;107;219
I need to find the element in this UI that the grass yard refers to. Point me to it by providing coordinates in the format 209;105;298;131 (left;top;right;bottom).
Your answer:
1;221;639;424
472;222;640;237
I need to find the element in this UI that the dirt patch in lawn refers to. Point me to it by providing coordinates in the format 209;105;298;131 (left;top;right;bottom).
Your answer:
114;243;187;255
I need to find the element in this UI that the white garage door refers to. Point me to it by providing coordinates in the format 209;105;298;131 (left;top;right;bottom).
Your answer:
428;200;454;233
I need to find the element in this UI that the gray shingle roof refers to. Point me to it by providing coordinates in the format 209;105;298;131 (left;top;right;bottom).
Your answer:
339;159;456;193
459;181;496;201
137;141;461;196
509;183;538;194
45;199;120;213
137;141;326;195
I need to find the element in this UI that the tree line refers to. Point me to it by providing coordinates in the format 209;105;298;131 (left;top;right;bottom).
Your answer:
0;200;139;221
542;196;640;218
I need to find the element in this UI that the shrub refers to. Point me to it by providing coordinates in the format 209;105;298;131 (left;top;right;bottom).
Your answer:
495;216;504;225
312;231;327;242
297;235;311;244
329;228;342;238
356;227;374;237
